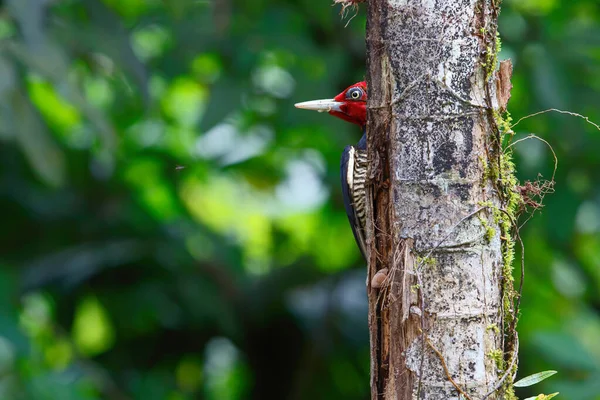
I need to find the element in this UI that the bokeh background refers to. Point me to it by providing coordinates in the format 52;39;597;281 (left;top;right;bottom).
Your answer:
0;0;599;399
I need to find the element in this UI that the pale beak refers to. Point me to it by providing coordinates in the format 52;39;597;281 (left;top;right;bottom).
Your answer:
294;99;343;113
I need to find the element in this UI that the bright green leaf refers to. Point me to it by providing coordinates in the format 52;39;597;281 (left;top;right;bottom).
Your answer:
72;296;115;357
12;88;66;187
28;76;82;132
161;77;208;127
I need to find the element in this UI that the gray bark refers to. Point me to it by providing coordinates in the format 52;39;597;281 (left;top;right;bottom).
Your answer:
365;1;511;399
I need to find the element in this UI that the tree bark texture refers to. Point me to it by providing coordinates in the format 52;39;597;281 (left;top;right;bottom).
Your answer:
365;1;511;399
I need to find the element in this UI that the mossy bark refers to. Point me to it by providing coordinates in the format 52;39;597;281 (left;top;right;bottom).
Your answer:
365;0;515;399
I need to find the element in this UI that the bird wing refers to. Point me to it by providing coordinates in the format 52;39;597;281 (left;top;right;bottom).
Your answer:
341;145;368;261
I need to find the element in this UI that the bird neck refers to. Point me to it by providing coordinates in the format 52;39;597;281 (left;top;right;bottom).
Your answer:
357;127;366;150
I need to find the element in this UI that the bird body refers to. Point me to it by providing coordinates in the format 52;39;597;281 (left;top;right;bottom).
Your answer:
295;82;369;260
341;133;368;259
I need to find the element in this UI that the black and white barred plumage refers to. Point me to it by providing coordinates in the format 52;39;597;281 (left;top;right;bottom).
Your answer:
340;131;368;260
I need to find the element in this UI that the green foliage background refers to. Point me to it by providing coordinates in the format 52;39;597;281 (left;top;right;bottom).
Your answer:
0;0;599;399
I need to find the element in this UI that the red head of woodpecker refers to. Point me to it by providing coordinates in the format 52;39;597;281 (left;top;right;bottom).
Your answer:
294;81;369;261
294;81;367;128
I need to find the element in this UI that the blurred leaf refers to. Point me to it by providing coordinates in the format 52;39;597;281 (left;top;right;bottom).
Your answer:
175;357;203;392
11;86;66;187
44;338;73;371
20;292;53;339
28;76;82;133
162;77;208;127
72;296;115;357
191;53;222;84
8;39;118;155
204;337;249;400
102;0;157;19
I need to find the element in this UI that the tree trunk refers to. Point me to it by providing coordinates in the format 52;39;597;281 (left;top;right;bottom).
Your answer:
365;1;517;399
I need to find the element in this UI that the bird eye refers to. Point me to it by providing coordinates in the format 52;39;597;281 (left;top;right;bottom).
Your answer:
347;88;363;100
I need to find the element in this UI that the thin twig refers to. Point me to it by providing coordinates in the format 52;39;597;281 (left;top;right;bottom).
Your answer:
511;108;600;132
426;337;473;400
506;134;558;182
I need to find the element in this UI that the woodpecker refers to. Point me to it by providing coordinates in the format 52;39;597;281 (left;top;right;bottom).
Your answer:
295;82;368;260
